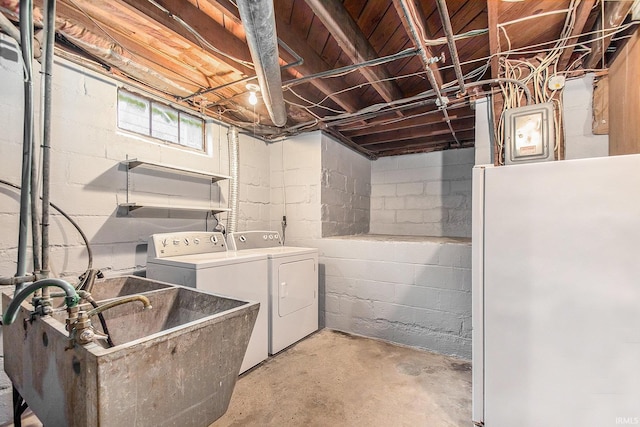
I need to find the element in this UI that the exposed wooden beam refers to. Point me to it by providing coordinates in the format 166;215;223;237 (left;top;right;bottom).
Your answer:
391;0;444;89
52;1;213;91
584;0;633;69
341;107;474;137
558;0;597;70
305;0;405;104
355;117;475;146
376;141;474;157
116;0;254;75
275;19;365;113
370;130;476;152
206;0;365;113
487;0;500;78
115;0;325;125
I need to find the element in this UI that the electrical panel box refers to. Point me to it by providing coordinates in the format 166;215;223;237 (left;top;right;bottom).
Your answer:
504;102;555;165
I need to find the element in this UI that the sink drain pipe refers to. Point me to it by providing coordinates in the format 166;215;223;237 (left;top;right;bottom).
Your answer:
227;126;240;234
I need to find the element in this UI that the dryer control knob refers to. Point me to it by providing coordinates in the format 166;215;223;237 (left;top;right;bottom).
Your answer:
210;235;218;244
161;239;168;247
173;239;180;246
184;238;190;246
263;234;268;240
194;238;200;245
239;235;247;242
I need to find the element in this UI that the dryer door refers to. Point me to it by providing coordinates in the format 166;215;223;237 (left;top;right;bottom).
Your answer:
277;259;315;316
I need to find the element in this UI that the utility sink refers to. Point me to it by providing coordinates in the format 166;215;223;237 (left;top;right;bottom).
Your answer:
2;277;259;427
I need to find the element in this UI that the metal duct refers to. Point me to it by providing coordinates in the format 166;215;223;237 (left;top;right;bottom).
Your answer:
227;126;240;234
236;0;287;127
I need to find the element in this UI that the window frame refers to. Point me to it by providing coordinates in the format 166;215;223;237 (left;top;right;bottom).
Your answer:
117;88;205;152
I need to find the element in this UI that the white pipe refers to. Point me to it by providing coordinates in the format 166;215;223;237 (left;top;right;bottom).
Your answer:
227;126;240;234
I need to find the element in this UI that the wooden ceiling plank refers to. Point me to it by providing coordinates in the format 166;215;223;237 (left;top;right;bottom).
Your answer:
208;0;366;113
583;0;633;69
392;0;444;89
53;1;217;90
116;0;254;75
342;109;475;137
487;0;500;78
305;0;405;104
355;117;475;146
376;141;474;157
369;129;475;152
558;0;596;70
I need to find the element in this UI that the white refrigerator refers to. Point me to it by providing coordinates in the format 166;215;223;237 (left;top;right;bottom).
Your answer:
472;154;640;427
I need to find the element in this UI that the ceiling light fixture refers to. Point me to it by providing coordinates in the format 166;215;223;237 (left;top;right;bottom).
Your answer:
246;83;260;106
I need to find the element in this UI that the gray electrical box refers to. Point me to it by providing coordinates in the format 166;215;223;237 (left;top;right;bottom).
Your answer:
504;102;555;165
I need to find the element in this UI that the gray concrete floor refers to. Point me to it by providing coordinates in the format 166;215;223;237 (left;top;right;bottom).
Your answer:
212;329;472;427
2;329;472;427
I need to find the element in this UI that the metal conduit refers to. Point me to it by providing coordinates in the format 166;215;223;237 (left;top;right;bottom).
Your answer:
16;0;34;283
398;0;461;145
436;0;466;95
236;0;287;127
41;0;57;278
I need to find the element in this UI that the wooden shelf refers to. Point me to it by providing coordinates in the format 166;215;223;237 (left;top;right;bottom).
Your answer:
120;203;231;214
123;159;230;182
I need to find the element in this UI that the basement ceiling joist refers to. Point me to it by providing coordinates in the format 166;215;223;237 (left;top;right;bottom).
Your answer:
1;0;637;158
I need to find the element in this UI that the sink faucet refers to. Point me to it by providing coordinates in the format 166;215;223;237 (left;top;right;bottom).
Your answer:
71;295;152;346
2;278;80;325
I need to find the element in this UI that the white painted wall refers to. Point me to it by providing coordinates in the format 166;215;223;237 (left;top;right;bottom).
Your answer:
370;148;474;238
0;35;269;282
321;134;370;237
563;73;609;159
268;132;322;243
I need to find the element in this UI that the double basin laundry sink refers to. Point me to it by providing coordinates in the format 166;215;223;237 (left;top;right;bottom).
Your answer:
2;275;258;427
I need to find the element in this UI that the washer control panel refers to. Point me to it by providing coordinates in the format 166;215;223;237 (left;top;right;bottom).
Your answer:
148;232;226;258
227;231;283;250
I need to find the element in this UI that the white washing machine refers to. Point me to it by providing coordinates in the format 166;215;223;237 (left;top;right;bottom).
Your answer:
227;231;318;354
146;231;268;373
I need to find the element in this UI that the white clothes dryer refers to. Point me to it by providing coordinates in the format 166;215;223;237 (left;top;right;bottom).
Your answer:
146;231;268;373
227;231;318;354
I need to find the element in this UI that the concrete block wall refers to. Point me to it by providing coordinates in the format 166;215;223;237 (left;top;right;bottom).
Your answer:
236;132;271;231
269;132;322;242
313;236;472;359
370;148;474;238
321;134;371;237
0;36;266;281
563;73;609;159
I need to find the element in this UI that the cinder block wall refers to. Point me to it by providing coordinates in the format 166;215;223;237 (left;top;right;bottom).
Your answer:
313;237;472;359
370;148;474;238
563;74;609;159
0;35;269;281
321;134;371;237
268;133;322;242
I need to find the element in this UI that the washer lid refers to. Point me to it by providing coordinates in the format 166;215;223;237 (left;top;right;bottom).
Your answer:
231;246;318;259
147;251;267;269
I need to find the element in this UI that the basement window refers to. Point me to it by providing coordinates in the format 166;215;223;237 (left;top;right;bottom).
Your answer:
117;89;204;151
